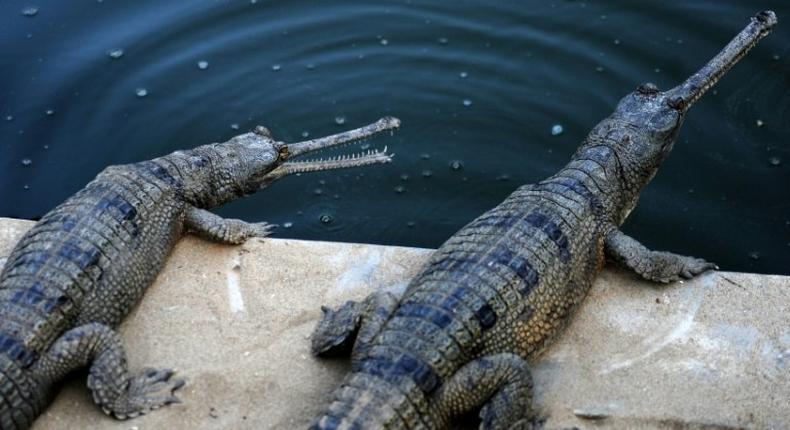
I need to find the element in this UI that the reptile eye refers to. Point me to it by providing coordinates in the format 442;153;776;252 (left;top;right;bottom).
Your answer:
278;146;290;160
636;82;659;95
667;97;686;111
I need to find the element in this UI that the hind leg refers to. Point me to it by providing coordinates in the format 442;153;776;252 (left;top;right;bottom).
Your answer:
311;291;399;363
434;353;535;430
32;323;184;419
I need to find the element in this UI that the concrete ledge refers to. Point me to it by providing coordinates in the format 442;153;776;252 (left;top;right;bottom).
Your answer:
0;218;787;429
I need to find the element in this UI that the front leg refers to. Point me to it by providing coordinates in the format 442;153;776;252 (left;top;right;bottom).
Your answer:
605;229;717;283
184;206;275;245
311;291;399;363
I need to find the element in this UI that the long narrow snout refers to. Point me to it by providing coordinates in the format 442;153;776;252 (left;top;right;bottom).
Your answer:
666;10;777;111
285;116;401;158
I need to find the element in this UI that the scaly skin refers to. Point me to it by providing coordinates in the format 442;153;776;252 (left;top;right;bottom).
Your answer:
0;117;401;429
310;12;777;430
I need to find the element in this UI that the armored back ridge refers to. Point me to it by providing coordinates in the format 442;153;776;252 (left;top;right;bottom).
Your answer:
309;12;777;429
0;117;400;429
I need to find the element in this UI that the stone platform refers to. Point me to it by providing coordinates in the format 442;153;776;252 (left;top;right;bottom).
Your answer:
0;218;786;429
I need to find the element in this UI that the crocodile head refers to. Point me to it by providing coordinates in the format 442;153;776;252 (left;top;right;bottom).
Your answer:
191;116;399;205
593;10;776;220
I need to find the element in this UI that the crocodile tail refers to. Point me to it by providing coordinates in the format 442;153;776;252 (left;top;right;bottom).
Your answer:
0;353;46;430
311;360;440;429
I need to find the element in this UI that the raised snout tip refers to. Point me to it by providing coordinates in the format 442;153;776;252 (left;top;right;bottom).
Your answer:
377;116;401;129
755;10;778;27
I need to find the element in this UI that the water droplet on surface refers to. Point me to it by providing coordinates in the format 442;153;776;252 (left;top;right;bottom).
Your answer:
107;48;124;59
319;213;333;224
748;251;760;261
22;6;38;17
230;123;239;130
380;38;389;46
756;119;764;127
551;124;564;136
437;37;448;44
449;160;464;171
462;99;472;107
135;88;148;98
768;156;781;166
197;60;209;70
393;185;406;194
421;169;433;178
283;221;293;228
271;64;281;71
334;116;346;125
459;71;468;79
301;131;309;138
45;109;54;116
21;158;32;166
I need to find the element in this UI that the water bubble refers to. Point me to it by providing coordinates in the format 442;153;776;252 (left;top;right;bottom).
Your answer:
551;124;564;136
380;38;389;46
613;39;621;45
462;99;472;107
496;174;511;181
45;109;54;116
768;156;781;166
334;116;346;125
756;119;764;127
250;0;258;3
420;153;431;160
449;160;464;171
653;68;661;73
437;37;448;44
421;169;433;178
22;6;38;17
5;115;13;122
43;145;49;149
748;251;760;261
459;71;468;79
271;64;281;71
301;131;310;138
135;88;148;98
319;213;333;224
107;48;124;59
359;143;370;150
230;123;240;130
400;174;410;181
393;185;406;194
406;221;416;228
773;54;781;61
313;188;323;196
283;221;293;228
306;63;315;70
21;158;32;166
197;60;209;70
595;65;604;73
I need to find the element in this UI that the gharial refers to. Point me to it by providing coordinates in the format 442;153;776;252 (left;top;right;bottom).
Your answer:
0;116;400;429
310;11;777;430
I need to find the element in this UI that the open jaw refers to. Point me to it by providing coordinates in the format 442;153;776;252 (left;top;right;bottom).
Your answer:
666;10;777;110
264;116;400;182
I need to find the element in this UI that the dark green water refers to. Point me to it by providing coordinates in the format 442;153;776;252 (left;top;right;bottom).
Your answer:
1;1;788;274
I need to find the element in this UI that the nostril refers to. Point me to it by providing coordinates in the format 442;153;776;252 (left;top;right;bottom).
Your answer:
636;82;659;95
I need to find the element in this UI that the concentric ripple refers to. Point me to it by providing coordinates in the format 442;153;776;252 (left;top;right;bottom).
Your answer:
0;1;787;273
